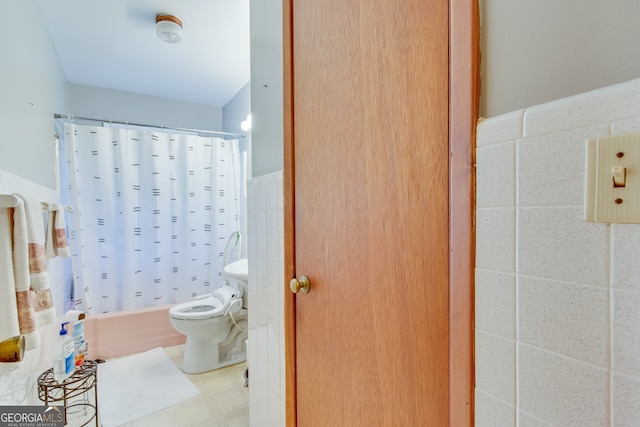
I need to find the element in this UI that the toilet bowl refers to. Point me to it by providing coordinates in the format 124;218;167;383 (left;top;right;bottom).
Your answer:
169;285;248;374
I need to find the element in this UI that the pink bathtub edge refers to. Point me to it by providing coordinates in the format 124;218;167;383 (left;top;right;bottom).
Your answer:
84;304;185;360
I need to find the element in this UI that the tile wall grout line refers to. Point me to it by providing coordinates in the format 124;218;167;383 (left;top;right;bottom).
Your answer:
514;125;521;427
607;121;614;427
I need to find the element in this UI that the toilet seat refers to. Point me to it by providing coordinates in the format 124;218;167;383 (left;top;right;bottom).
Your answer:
169;296;225;320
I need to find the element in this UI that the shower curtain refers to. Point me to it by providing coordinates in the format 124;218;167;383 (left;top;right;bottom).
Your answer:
63;123;240;313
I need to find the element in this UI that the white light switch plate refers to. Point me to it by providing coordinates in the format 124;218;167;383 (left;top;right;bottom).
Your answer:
585;133;640;223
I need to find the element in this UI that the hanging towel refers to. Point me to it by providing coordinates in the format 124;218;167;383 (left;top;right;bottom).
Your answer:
54;203;70;258
11;196;40;349
45;203;70;258
0;208;21;344
45;206;56;259
13;194;56;349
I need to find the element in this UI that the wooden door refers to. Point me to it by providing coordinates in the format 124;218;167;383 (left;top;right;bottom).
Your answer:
283;0;479;425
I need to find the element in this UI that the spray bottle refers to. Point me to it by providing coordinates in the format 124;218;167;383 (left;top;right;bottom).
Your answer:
53;322;75;381
72;320;86;366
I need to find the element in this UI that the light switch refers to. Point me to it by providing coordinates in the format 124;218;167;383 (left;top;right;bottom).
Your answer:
611;166;626;187
585;133;640;223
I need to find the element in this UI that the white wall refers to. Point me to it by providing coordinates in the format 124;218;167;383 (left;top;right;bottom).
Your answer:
475;78;640;426
249;0;283;177
223;81;251;153
68;84;222;131
481;0;640;117
0;0;68;188
223;82;251;261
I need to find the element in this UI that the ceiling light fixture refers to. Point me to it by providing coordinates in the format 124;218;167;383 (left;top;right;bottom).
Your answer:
156;14;183;44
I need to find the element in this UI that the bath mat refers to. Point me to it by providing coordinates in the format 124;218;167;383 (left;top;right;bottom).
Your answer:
97;347;200;427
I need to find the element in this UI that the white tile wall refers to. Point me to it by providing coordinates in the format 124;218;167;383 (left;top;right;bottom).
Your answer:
476;78;640;426
476;141;515;208
517;126;608;207
247;171;284;427
475;331;516;405
518;276;609;367
518;344;609;427
475;389;516;427
611;373;640;426
517;207;609;286
475;270;516;339
475;208;516;273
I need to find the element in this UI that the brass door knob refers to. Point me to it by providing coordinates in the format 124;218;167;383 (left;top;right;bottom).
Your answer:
290;275;310;294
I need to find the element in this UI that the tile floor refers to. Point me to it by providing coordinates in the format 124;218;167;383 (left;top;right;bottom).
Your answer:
65;345;249;427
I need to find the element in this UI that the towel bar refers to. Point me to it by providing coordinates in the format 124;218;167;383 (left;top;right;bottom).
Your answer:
0;194;73;212
40;202;74;213
0;194;19;208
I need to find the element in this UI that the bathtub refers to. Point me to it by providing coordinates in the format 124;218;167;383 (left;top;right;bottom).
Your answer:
83;304;185;360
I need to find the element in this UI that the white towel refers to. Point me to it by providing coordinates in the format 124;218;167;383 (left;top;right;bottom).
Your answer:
54;204;71;258
11;196;39;349
45;207;56;259
45;203;70;258
13;194;56;348
0;208;20;343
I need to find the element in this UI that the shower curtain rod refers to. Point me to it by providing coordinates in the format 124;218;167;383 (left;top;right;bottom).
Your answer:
53;113;245;138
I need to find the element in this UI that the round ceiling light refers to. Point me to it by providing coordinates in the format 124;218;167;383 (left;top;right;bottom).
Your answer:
156;14;183;44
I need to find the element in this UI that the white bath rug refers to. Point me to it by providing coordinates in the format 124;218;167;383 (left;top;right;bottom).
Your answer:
97;347;200;427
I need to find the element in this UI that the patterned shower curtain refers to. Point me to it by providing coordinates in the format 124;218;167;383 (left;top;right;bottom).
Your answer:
63;123;240;313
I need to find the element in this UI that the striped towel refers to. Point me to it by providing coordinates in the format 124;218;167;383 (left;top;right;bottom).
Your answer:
0;207;20;345
46;202;70;258
13;194;56;349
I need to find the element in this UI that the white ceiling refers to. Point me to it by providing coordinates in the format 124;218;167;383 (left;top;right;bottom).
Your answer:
35;0;250;108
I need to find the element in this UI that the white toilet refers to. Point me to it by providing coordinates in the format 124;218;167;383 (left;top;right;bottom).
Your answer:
169;232;249;374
